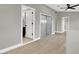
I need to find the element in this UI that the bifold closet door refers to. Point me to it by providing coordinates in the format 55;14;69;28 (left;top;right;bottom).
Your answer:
40;15;47;37
46;16;52;35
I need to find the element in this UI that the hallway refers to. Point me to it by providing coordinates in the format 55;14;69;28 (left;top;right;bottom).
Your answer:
6;33;66;54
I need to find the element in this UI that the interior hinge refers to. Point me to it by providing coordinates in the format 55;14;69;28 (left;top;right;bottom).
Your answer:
32;22;33;24
32;12;33;14
32;33;33;36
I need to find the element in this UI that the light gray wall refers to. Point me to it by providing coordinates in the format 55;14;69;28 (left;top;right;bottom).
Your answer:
57;12;79;31
0;5;21;50
57;12;79;53
25;4;57;38
56;14;62;32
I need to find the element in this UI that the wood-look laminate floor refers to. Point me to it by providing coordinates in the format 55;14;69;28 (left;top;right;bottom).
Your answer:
6;33;66;54
23;37;33;44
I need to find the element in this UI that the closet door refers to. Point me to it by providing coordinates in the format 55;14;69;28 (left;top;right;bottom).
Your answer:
46;16;52;35
25;10;33;39
40;14;47;37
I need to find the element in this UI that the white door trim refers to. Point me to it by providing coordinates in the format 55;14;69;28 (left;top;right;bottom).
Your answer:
21;5;36;44
52;16;55;34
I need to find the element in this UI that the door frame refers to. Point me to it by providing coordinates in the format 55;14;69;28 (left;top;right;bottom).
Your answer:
62;16;70;32
39;13;53;38
21;5;35;44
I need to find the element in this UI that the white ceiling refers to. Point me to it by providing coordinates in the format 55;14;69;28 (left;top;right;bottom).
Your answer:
46;4;79;12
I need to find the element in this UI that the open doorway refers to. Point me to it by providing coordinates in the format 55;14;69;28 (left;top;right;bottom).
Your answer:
62;17;69;32
21;5;35;44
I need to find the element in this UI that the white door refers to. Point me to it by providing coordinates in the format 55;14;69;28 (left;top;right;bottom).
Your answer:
25;10;33;39
46;16;52;35
62;17;69;32
40;14;47;37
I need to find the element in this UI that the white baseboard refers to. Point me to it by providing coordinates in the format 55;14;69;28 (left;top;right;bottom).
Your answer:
23;37;40;45
34;37;40;40
56;31;65;33
0;43;22;54
0;37;40;54
52;32;55;34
